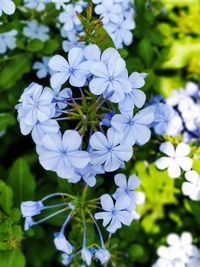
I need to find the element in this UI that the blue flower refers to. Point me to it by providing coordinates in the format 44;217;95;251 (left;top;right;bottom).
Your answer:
151;103;183;136
16;83;56;128
89;128;133;172
68;164;104;187
49;47;89;88
24;216;34;231
37;130;90;179
61;253;73;266
62;30;85;53
94;0;122;25
118;72;146;112
94;194;132;233
33;57;53;79
54;232;73;254
81;247;92;266
111;106;154;146
23;20;50;41
24;0;47;12
0;0;15;16
31;119;60;145
0;30;17;54
113;173;144;219
18;117;60;145
89;53;132;103
48;86;72;111
95;248;110;265
21;201;44;217
58;3;83;32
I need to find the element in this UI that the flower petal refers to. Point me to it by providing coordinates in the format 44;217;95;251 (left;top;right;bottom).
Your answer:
168;160;181;178
159;142;175;157
114;173;127;187
100;194;114;211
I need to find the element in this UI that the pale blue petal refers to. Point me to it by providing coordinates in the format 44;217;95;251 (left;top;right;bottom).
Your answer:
62;130;82;151
114;173;127;188
90;132;109;150
100;194;114;211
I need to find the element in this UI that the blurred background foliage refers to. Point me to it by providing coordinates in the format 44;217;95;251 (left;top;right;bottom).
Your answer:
0;0;200;266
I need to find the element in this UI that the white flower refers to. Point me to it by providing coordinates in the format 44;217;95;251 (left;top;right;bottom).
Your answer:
155;142;193;178
0;30;17;54
33;57;53;79
23;20;50;41
152;232;200;267
182;170;200;201
49;47;89;88
0;0;15;16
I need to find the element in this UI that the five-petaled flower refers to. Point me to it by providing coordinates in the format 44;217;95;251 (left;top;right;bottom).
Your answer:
37;130;90;179
89;128;133;172
94;194;132;233
155;142;193;178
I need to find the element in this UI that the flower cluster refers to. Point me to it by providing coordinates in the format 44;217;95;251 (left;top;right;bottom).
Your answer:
20;173;144;266
93;0;135;48
16;44;154;186
155;141;200;201
151;82;200;142
20;191;111;266
95;173;144;233
152;232;200;267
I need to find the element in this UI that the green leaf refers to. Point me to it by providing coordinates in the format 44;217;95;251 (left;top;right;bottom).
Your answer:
0;113;15;131
118;49;128;59
0;180;13;215
27;39;44;52
126;57;144;72
43;39;60;54
93;27;115;51
0;55;32;90
138;38;154;67
0;250;25;267
8;158;36;206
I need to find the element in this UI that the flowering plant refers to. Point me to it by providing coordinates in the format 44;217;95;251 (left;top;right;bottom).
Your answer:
0;0;200;267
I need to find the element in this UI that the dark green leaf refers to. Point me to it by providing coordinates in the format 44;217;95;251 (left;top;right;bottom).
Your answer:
0;113;15;131
8;158;36;205
0;250;25;267
0;180;13;215
0;55;32;90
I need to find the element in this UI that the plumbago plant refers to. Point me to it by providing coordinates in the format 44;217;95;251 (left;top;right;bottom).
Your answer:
0;0;200;267
16;41;153;265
